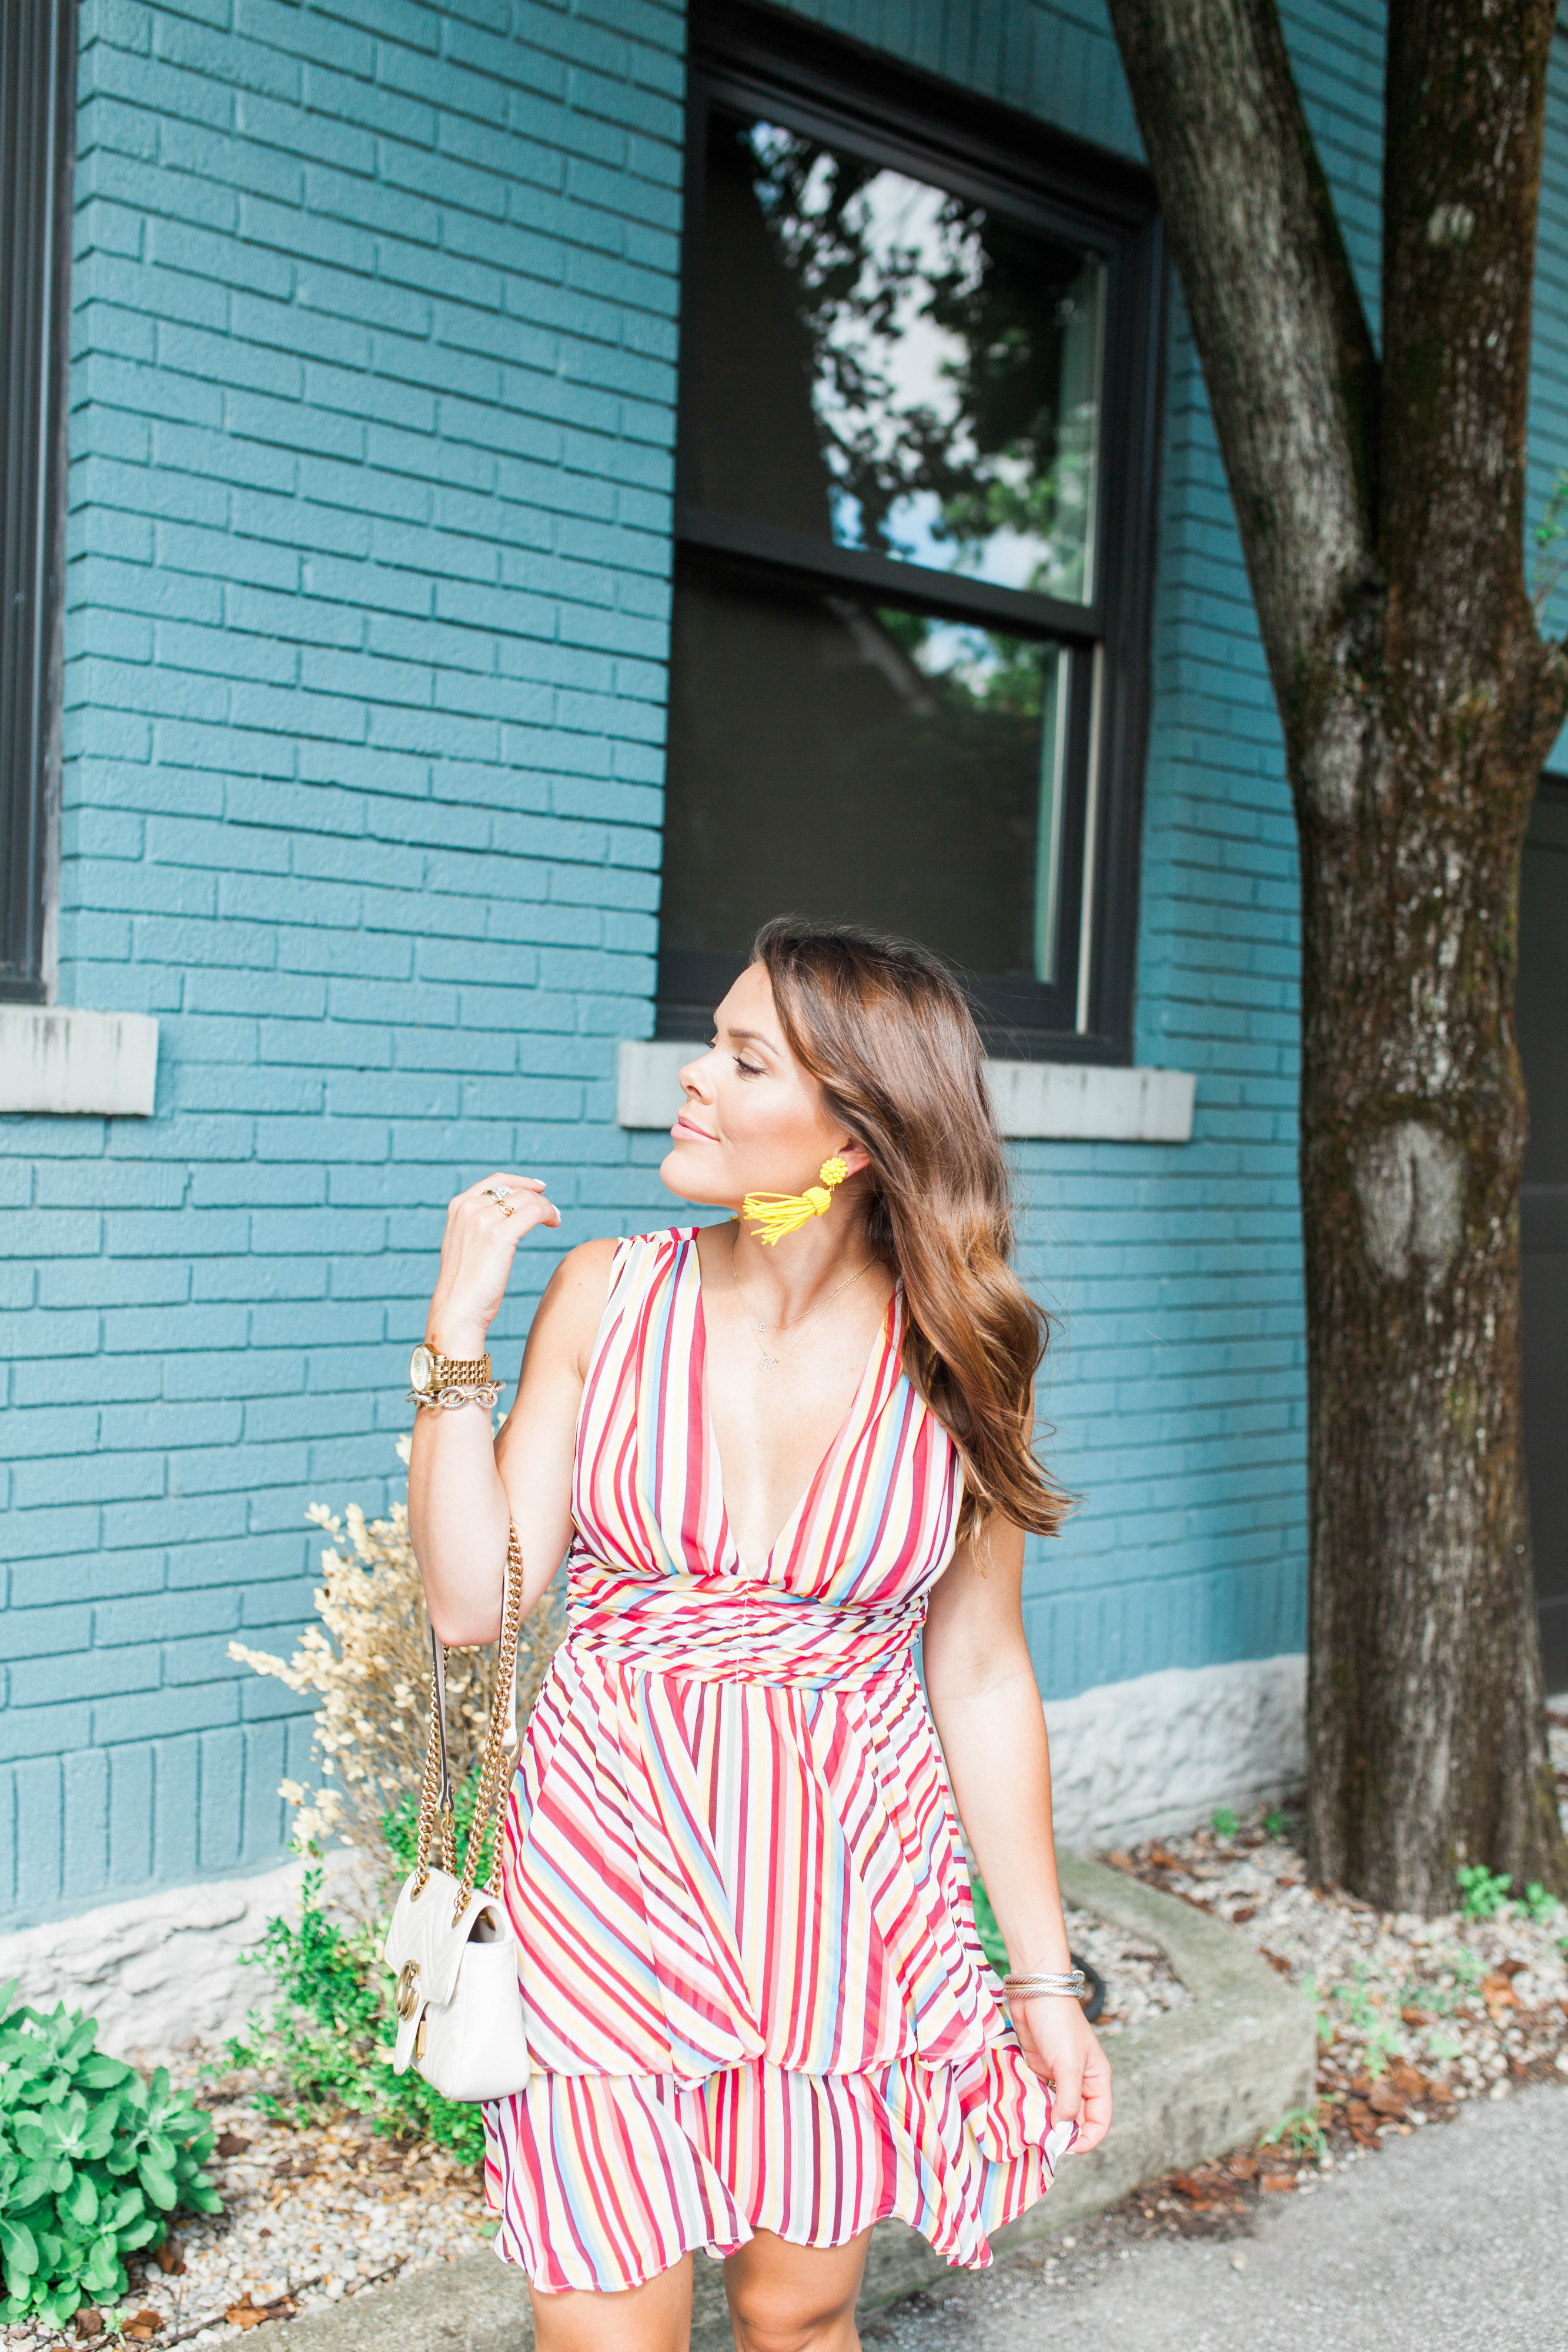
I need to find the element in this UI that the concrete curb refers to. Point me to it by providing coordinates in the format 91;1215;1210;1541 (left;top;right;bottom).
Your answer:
255;1855;1315;2348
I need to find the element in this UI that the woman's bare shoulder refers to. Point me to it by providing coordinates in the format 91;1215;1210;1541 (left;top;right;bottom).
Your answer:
527;1238;617;1364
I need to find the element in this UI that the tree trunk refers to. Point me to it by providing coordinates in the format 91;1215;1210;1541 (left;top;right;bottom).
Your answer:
1107;0;1568;1908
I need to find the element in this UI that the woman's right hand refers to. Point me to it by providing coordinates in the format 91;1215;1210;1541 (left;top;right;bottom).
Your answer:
424;1173;561;1355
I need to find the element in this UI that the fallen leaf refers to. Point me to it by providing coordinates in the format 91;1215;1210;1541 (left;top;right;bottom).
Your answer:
75;2315;104;2343
153;2234;185;2276
1386;2062;1428;2102
1170;2167;1227;2208
1400;2005;1430;2027
1482;1972;1520;2012
1345;2099;1379;2144
1104;1850;1136;1873
124;2313;165;2343
1230;1905;1257;1923
1259;2171;1296;2193
1259;1949;1293;1976
1368;2082;1406;2118
1226;2152;1262;2179
1426;2079;1456;2104
216;2132;253;2159
226;2290;299;2331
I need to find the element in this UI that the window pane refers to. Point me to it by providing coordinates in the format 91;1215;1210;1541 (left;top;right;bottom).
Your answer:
660;563;1072;987
685;108;1106;604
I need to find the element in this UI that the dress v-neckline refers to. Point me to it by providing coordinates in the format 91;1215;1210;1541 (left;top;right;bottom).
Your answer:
688;1232;899;1580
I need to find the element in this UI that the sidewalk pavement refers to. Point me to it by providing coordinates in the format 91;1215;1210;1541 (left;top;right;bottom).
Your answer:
870;2082;1568;2352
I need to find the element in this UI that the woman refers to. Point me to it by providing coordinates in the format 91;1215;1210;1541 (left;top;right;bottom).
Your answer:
409;918;1112;2352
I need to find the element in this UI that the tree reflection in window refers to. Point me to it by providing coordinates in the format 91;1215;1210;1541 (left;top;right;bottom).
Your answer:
689;111;1106;604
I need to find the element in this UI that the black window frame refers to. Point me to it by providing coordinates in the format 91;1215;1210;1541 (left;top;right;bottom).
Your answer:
657;0;1166;1063
1;0;76;1005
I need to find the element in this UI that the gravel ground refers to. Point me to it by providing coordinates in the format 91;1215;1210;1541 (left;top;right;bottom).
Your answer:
11;1709;1564;2347
1101;1706;1568;2161
1;2073;492;2350
1062;1906;1187;2035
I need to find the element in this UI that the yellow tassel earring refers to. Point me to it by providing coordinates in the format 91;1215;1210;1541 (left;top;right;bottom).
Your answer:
742;1157;850;1246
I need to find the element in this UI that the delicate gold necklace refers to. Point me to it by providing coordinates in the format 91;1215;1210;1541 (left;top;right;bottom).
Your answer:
729;1226;875;1374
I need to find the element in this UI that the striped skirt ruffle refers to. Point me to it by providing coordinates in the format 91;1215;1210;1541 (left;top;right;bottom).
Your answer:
482;2052;1075;2296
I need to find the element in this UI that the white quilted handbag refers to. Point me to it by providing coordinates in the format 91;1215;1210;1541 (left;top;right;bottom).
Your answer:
383;1524;532;2102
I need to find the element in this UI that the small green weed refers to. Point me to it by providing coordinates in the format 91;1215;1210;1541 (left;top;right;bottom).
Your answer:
1456;1864;1513;1921
1424;2030;1464;2062
1520;1882;1563;1927
1322;1969;1403;2076
1211;1808;1239;1840
1261;2106;1326;2159
1300;1973;1335;2045
968;1874;1010;1978
1262;1809;1288;1839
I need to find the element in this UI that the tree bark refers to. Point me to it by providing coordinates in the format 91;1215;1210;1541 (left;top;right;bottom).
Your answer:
1107;0;1568;1909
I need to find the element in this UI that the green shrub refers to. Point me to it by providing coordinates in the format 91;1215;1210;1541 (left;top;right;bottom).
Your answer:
1456;1863;1514;1921
225;1863;486;2169
0;1986;220;2330
1211;1807;1239;1839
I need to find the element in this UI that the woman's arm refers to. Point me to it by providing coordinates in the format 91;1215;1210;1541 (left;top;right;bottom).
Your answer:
405;1171;610;1643
922;1516;1112;2153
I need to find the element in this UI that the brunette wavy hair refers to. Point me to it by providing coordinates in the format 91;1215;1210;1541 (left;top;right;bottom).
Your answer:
753;915;1071;1546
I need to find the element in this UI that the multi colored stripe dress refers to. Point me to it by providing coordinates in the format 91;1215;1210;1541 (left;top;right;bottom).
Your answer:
483;1228;1072;2293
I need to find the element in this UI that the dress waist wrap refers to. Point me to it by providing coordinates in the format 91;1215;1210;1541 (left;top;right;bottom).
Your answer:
564;1555;925;1689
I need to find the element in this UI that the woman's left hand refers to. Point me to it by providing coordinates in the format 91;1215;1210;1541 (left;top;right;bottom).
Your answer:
1011;1994;1114;2153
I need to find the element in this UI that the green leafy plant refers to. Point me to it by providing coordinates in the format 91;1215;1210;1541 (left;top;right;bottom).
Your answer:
1533;467;1568;620
1301;1970;1336;2046
1456;1864;1514;1922
1262;1809;1288;1839
1211;1808;1239;1839
1520;1880;1563;1927
1261;2105;1326;2159
967;1873;1009;1977
382;1768;499;1896
224;1866;486;2169
0;1986;220;2330
1323;1967;1403;2076
1425;2029;1464;2062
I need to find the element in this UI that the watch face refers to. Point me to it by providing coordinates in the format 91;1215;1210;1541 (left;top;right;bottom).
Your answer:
409;1342;432;1391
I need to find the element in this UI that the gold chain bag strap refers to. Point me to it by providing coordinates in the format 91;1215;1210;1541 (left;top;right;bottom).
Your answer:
383;1524;531;2101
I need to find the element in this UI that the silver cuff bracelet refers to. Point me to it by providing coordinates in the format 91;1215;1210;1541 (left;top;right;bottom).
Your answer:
1002;1968;1088;1999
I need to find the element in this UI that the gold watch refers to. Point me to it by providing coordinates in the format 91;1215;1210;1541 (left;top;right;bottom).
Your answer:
409;1342;492;1399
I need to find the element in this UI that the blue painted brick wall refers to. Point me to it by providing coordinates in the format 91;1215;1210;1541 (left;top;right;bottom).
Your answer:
5;0;1567;1926
3;0;688;1925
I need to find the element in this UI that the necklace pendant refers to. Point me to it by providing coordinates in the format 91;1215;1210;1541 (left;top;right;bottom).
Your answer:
758;1353;780;1374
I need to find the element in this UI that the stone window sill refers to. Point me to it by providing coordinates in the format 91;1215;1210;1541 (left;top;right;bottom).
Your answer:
617;1041;1195;1143
0;1007;159;1116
